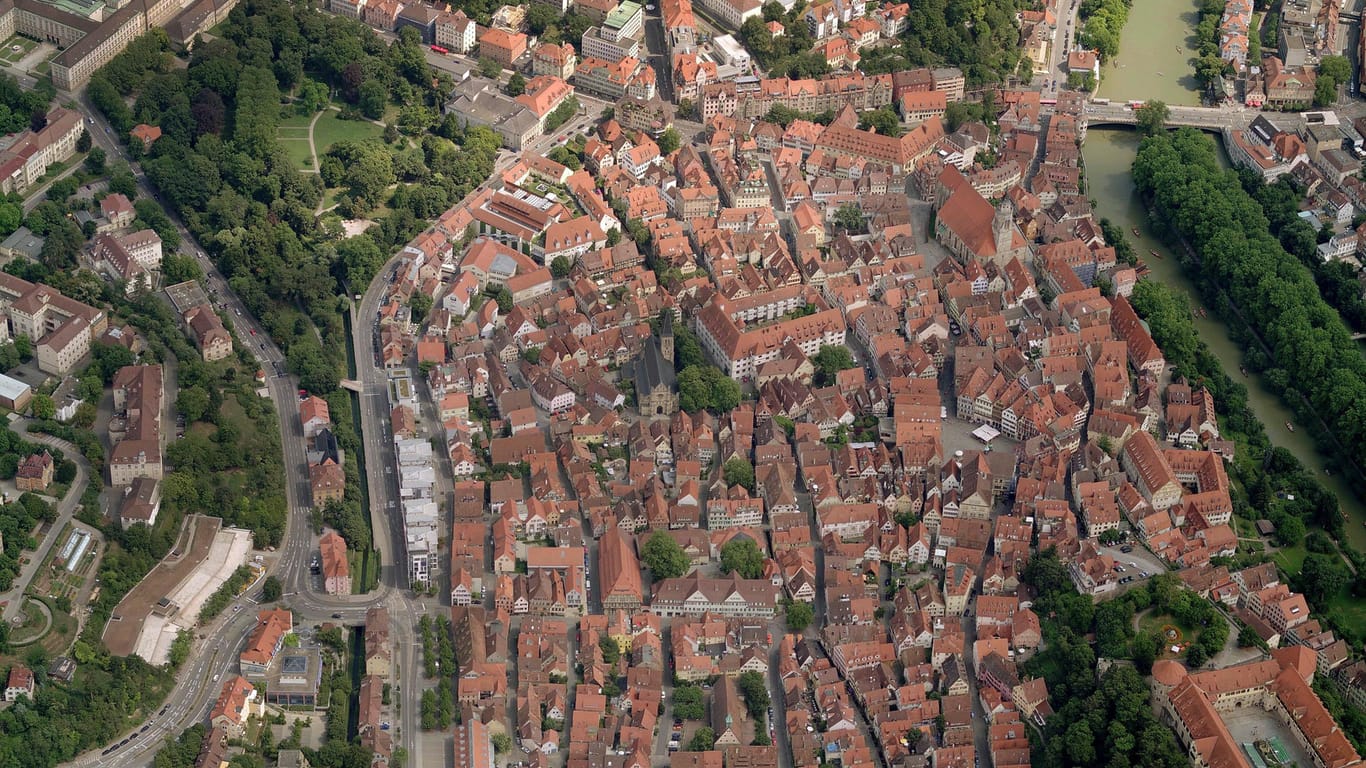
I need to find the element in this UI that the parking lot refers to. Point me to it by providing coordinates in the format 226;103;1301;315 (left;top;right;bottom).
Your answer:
1097;540;1166;584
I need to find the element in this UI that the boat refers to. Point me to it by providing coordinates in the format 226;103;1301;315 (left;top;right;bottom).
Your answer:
1286;421;1295;433
1150;249;1161;258
1239;365;1247;376
1131;227;1141;237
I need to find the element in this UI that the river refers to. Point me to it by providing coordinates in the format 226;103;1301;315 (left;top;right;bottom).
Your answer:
1084;128;1366;551
1077;0;1366;546
1093;0;1205;106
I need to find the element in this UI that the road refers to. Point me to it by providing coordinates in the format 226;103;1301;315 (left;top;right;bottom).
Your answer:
0;423;91;622
643;3;674;104
63;43;638;763
1045;0;1080;96
61;95;425;768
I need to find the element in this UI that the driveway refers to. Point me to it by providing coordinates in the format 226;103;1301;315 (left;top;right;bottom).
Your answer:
0;423;91;622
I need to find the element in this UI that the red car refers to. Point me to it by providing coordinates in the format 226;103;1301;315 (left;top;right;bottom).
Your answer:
250;329;256;336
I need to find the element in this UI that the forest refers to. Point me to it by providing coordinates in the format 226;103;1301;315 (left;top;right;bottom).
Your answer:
1238;169;1366;332
1020;551;1192;768
89;0;497;397
749;0;1026;86
1133;129;1366;536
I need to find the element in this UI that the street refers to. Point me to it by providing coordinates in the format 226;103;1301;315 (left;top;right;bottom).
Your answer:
0;424;91;623
1046;0;1081;96
63;91;429;768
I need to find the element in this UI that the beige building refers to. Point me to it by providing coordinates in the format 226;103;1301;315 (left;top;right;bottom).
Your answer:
0;107;83;194
185;304;232;362
0;273;104;375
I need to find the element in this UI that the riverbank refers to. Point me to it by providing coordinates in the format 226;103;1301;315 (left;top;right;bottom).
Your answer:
1082;129;1366;553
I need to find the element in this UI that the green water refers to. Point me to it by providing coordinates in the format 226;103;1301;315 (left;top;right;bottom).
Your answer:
1082;129;1366;550
1093;0;1205;106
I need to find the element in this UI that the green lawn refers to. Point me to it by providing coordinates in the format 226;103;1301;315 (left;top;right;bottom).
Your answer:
1327;591;1366;646
278;112;315;131
312;111;383;156
280;138;315;171
1273;543;1308;577
0;36;36;63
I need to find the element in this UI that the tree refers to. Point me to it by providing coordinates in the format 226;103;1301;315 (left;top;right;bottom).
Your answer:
30;393;54;420
833;203;865;233
1295;553;1349;608
176;386;211;423
1273;514;1306;547
1315;76;1339;107
550;255;572;279
547;146;581;170
784;599;814;632
506;72;526;96
492;734;512;754
358;79;387;120
657;127;680;155
84;146;106;174
261;576;282;602
599;634;621;665
640;531;690;580
478;57;502;78
1185;641;1210;668
720;537;764;579
1320;55;1351;86
736;671;769;717
39;220;84;270
76;129;91;153
1064;720;1095;765
857;107;902;137
1135;100;1170;136
722;457;755;492
677;365;740;413
1305;529;1336;554
686;728;715;751
494;286;513;312
812;344;856;386
409;292;433;322
673;685;704;720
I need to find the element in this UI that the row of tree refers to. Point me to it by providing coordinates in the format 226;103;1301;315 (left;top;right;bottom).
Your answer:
1133;130;1366;539
1078;0;1132;60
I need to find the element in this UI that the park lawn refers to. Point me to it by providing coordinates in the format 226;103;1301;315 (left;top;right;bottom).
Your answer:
1327;591;1366;646
312;111;383;157
278;112;316;131
1273;543;1308;577
1137;611;1203;656
280;138;315;171
32;595;77;657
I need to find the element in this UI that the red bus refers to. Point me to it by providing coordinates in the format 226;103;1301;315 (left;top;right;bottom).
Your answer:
430;45;449;54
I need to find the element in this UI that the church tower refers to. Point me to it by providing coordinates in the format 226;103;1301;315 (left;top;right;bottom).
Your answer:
660;311;674;364
993;199;1015;260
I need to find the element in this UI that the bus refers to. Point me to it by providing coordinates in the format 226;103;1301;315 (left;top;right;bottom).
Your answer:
1040;98;1057;106
1092;97;1110;105
430;45;449;54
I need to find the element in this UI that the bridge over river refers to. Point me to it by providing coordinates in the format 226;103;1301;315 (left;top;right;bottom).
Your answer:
1083;101;1258;132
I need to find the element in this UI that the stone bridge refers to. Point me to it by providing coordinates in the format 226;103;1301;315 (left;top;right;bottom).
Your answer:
1083;102;1257;133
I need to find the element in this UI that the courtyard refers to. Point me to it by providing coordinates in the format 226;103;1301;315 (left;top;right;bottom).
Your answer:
1222;704;1315;768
